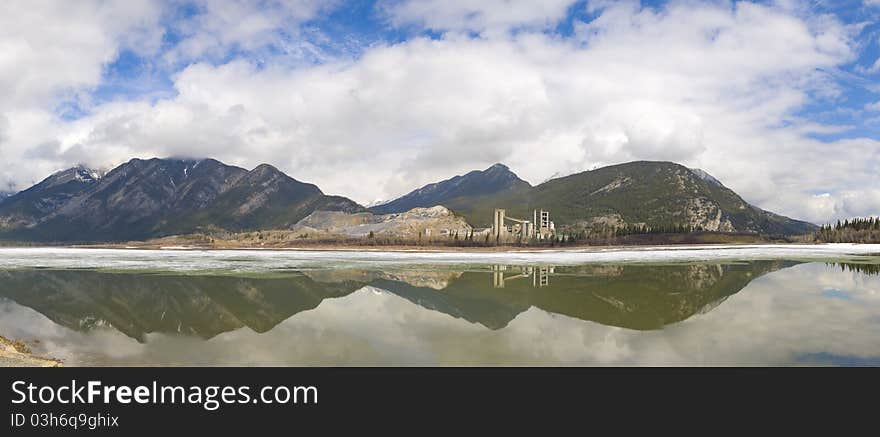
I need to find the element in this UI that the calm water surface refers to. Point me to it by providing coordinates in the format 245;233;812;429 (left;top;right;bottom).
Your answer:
1;247;878;366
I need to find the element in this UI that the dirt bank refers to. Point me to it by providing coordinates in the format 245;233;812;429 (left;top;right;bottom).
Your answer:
70;230;778;251
0;335;62;367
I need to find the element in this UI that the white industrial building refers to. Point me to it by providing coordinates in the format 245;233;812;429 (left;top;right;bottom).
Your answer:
491;208;555;242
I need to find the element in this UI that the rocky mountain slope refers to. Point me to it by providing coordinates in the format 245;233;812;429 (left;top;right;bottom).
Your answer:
0;166;104;229
371;163;530;215
379;161;816;235
0;158;364;241
293;205;472;239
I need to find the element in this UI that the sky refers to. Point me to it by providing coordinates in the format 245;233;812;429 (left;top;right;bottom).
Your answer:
0;0;878;224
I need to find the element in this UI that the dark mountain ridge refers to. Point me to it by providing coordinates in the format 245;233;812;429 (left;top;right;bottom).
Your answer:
0;191;16;204
371;163;530;215
0;158;364;241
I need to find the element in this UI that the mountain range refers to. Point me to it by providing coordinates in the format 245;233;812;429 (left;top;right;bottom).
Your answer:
373;161;817;235
0;158;363;241
0;157;816;242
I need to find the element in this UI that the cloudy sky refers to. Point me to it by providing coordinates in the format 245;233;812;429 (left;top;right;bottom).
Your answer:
0;0;878;224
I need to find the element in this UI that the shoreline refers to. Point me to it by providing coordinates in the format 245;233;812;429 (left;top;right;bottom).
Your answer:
0;335;62;367
76;235;804;252
2;230;797;252
57;242;822;252
0;241;874;254
66;241;873;254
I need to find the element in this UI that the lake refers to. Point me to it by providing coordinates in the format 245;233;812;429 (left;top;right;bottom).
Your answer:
1;245;879;366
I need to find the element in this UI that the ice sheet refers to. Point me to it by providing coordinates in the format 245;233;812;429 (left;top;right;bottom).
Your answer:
0;244;878;273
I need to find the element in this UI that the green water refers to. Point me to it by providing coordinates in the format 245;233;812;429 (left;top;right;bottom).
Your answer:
1;260;878;366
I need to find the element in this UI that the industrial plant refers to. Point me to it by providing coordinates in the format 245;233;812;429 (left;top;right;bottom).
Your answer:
491;265;554;288
491;208;556;242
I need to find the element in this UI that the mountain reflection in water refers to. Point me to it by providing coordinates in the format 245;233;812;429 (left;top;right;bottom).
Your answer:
0;261;794;342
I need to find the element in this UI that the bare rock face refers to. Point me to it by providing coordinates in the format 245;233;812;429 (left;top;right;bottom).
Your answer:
684;198;735;232
293;206;472;239
577;213;627;229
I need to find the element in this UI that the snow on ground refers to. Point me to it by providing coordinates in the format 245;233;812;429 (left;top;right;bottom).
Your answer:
0;244;878;273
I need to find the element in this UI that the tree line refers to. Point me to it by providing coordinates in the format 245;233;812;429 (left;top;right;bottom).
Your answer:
828;262;880;277
815;217;880;244
614;223;703;236
820;217;880;232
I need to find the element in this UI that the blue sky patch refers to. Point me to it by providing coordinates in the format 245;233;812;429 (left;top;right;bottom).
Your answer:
822;289;853;300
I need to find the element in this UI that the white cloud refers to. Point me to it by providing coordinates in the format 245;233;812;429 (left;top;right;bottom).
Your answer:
162;0;334;65
0;0;164;188
1;0;878;225
381;0;578;36
0;0;163;110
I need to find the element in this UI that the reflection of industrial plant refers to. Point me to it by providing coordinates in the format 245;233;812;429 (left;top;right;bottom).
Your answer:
491;265;555;288
492;209;556;242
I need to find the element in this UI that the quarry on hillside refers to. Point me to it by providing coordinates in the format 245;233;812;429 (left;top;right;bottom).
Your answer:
291;206;474;240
